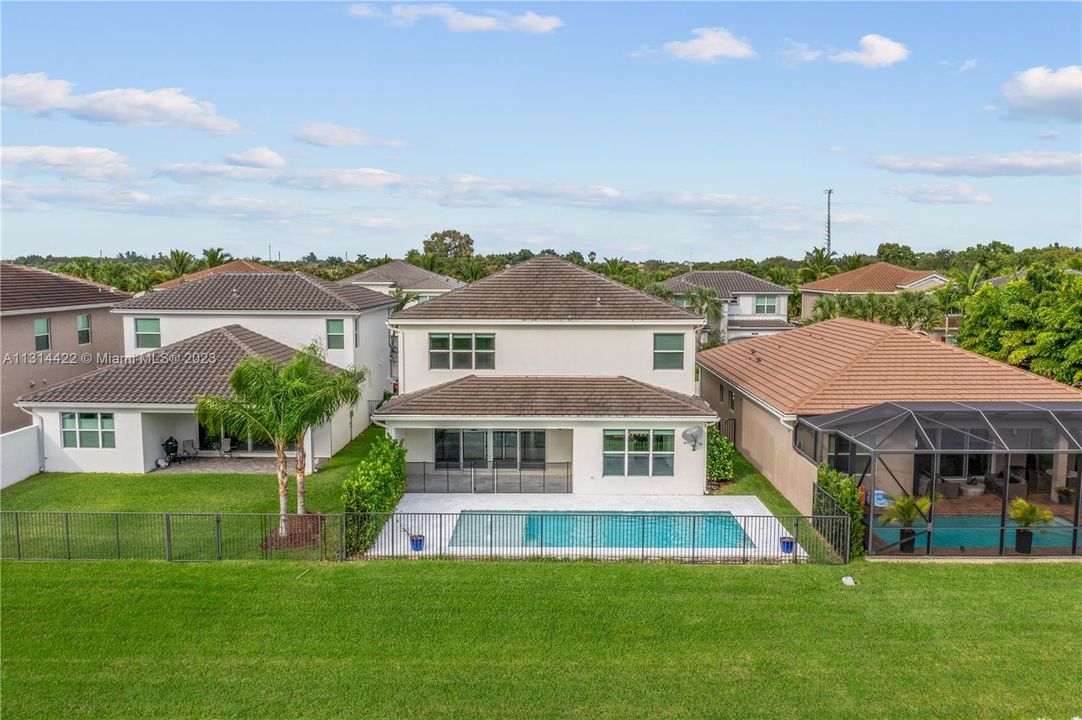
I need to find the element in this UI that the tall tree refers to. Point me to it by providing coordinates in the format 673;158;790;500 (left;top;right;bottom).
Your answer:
201;247;233;268
798;247;841;283
457;257;488;282
391;287;420;312
165;249;196;278
892;290;942;331
423;230;474;261
876;243;918;268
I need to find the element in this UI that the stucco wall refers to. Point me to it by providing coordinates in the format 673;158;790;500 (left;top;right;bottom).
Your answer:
0;425;42;487
1;306;125;432
34;408;147;474
396;323;697;395
729;293;788;319
800;291;823;319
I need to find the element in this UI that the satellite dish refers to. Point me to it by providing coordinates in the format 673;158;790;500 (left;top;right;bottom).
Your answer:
681;426;705;450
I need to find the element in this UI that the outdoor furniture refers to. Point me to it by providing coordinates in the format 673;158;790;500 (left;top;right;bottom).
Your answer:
219;437;233;457
938;480;961;500
179;439;198;462
959;483;985;498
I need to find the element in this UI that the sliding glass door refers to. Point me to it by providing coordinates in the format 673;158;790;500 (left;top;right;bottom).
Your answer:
493;431;518;468
520;431;546;467
434;429;547;468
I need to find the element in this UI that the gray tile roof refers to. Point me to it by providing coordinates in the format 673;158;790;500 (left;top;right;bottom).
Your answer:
391;254;700;322
18;325;322;405
373;375;716;418
727;318;796;329
661;270;790;299
0;263;131;313
340;261;465;292
116;272;395;313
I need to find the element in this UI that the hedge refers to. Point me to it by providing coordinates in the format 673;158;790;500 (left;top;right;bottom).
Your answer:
706;425;736;481
815;464;865;558
341;435;407;555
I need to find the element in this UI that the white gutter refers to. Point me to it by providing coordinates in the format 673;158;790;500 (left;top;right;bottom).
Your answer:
17;406;46;473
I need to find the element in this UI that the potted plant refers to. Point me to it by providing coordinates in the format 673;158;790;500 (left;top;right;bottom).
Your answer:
1055;486;1075;506
879;494;932;554
1009;498;1054;554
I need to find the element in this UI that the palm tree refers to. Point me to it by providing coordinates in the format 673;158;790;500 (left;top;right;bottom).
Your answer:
765;266;795;286
458;257;487;283
62;257;97;281
418;252;443;273
809;295;840;323
892;290;942;331
600;257;631;282
391;287;420;312
685;286;724;344
862;292;894;324
838;253;866;272
283;345;367;515
165;249;196;278
798;247;841;283
201;247;232;268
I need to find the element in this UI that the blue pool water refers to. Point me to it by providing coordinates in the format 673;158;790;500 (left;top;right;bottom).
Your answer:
873;514;1076;550
448;511;753;549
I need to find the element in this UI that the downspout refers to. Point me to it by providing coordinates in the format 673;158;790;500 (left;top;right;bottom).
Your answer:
17;405;46;473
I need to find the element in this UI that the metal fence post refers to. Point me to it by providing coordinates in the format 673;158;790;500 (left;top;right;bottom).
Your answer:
64;512;72;560
164;512;172;561
215;513;223;561
115;513;121;559
340;514;346;561
14;512;22;560
691;515;698;563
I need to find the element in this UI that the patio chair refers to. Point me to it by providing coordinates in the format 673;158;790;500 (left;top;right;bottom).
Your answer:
179;439;198;462
219;437;233;458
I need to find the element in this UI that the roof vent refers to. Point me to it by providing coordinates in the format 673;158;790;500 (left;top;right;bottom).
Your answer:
596;296;601;306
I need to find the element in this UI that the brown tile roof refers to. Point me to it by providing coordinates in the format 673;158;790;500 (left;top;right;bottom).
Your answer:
117;272;395;313
374;375;716;418
697;317;1081;416
727;318;795;329
391;254;700;322
662;270;790;299
799;262;945;293
340;260;465;292
17;325;326;405
0;263;131;313
155;259;278;289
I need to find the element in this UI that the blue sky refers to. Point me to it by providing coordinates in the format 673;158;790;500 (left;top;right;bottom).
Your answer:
2;1;1079;262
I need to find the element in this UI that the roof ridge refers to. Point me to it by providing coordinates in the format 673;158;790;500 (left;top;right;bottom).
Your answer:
217;324;257;356
551;256;703;319
789;320;899;413
291;271;357;310
1;262;130;297
617;375;711;411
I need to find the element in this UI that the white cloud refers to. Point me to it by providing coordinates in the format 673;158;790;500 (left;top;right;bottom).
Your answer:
829;34;909;69
780;41;823;66
870;151;1080;176
157;162;409;192
293;122;405;148
225;146;285;169
0;72;244;134
886;182;993;205
352;4;563;33
0;146;136;180
959;59;979;73
660;28;756;62
1000;66;1082;122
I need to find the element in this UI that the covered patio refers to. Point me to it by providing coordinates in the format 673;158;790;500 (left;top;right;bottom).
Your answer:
797;401;1082;557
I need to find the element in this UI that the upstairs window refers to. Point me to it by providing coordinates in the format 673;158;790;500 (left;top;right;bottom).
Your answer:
754;295;777;314
33;318;50;352
134;318;161;349
76;314;92;345
326;319;345;350
429;333;451;369
61;412;115;449
429;333;495;370
653;333;684;370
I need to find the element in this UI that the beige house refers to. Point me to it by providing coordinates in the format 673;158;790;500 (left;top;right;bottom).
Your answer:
798;262;946;320
0;263;130;433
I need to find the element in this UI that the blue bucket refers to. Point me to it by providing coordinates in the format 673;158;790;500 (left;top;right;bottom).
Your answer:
779;536;795;554
409;535;425;552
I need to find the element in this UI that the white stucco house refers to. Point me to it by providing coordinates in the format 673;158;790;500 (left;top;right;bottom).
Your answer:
339;260;465;305
661;270;794;343
17;272;395;474
373;254;718;495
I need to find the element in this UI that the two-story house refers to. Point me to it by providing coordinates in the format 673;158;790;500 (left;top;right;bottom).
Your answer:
339;260;464;305
17;272;395;474
798;262;947;320
373;254;717;495
661;270;793;343
0;263;130;433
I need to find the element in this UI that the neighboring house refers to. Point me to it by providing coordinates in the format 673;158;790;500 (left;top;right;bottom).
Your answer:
798;262;947;320
339;260;465;305
696;318;1081;521
17;272;396;473
373;254;717;495
661;270;793;343
155;258;278;290
0;263;130;433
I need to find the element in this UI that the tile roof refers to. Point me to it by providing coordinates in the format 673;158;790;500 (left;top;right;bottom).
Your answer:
391;254;700;322
799;262;945;293
17;325;322;405
727;318;795;329
661;270;790;299
155;259;279;289
373;375;716;418
116;272;395;313
697;317;1081;416
339;260;465;291
0;262;131;313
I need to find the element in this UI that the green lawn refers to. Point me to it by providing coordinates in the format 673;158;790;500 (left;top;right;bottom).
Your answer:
2;559;1080;719
713;452;802;517
0;425;384;514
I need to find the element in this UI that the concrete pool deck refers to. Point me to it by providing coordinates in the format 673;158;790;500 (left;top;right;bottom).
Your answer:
368;494;811;562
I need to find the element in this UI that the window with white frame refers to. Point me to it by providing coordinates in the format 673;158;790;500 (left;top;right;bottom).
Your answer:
326;319;345;350
653;333;684;369
33;318;51;351
61;412;116;448
602;429;675;477
353;318;359;348
754;295;777;314
76;313;92;345
429;333;495;370
134;318;161;349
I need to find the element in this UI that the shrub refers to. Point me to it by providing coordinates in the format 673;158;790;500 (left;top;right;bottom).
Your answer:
341;434;407;555
815;464;865;558
706;425;736;481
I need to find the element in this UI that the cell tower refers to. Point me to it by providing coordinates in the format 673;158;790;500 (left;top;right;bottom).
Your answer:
824;189;834;254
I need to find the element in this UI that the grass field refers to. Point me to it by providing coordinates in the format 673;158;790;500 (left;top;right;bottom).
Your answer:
2;559;1080;719
0;426;384;514
712;453;801;517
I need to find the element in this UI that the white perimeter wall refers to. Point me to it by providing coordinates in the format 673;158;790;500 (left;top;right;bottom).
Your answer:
396;323;698;395
1;425;42;487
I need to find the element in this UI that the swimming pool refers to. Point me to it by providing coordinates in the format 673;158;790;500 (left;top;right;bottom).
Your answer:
873;514;1076;550
448;511;753;549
